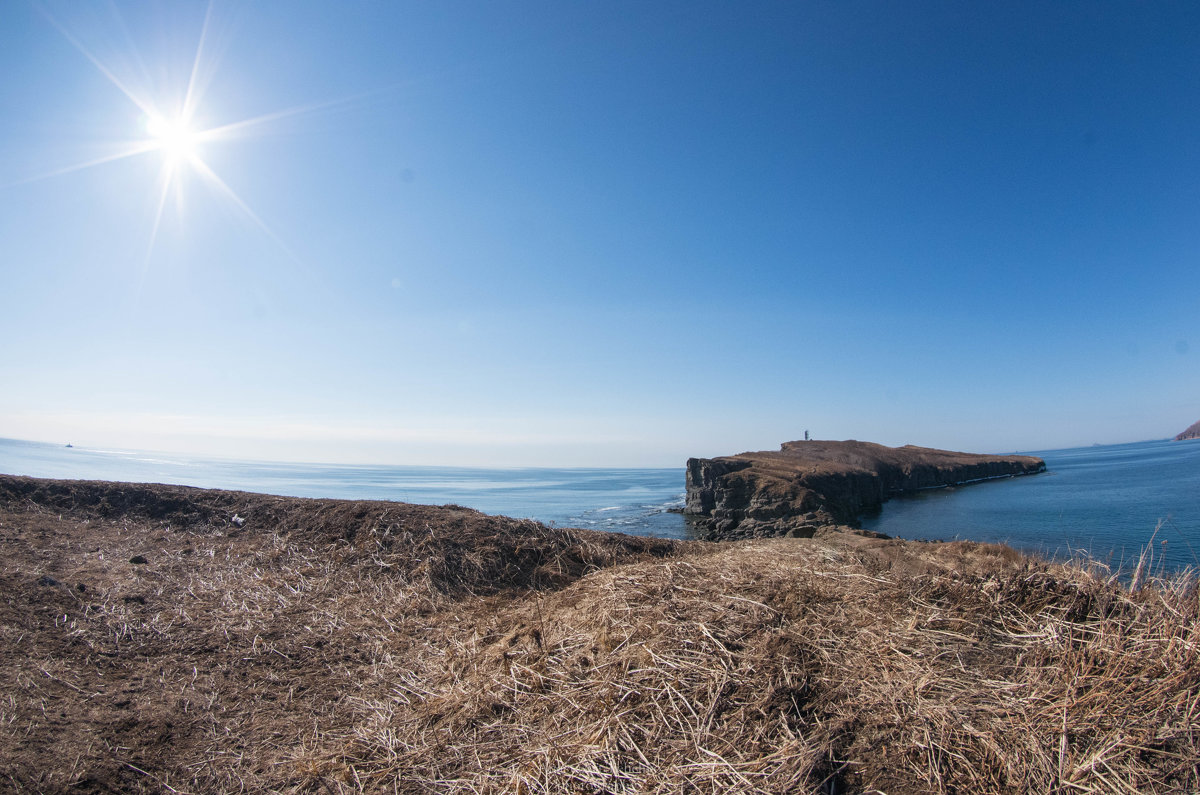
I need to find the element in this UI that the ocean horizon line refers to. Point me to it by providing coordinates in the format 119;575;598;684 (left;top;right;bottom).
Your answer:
1;433;1183;474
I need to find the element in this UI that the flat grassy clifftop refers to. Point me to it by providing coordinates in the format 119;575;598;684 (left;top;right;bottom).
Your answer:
1;475;1197;794
687;440;1046;540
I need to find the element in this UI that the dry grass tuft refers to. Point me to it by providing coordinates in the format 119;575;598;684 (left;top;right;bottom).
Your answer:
1;476;1197;793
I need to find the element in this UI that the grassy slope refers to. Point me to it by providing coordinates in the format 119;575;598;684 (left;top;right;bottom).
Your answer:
1;476;1197;794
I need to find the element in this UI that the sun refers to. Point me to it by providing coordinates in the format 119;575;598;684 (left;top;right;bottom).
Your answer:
145;114;201;165
30;2;357;263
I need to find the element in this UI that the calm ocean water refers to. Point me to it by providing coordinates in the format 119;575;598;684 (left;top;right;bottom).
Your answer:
0;438;690;538
2;437;1197;570
861;438;1200;573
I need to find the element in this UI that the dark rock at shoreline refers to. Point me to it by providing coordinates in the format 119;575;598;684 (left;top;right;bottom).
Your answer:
685;439;1046;541
1174;420;1200;441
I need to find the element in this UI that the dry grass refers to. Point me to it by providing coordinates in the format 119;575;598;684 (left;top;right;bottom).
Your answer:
1;476;1197;793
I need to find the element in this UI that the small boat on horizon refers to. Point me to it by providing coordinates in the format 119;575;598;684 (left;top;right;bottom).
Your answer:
65;443;73;448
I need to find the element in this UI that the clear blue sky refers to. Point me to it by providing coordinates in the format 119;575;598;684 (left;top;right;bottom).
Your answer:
1;1;1197;466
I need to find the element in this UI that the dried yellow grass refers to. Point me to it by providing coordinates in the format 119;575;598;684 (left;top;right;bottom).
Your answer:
302;539;1198;794
1;476;1196;793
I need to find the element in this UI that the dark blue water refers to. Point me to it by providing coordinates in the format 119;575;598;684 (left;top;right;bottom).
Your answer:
3;437;1198;570
0;438;689;538
861;439;1200;573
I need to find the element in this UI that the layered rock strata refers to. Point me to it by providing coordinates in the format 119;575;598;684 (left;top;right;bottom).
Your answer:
686;440;1046;541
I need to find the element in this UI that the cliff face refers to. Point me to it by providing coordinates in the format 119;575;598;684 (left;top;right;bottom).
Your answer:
1175;421;1200;441
685;440;1046;541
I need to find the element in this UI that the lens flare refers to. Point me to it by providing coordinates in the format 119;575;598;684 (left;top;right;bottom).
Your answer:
22;3;374;266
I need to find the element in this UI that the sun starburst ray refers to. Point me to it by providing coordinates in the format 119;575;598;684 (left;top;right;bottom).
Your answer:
197;89;385;142
38;6;159;120
105;2;158;106
3;141;160;189
144;160;178;265
188;157;299;262
182;1;218;125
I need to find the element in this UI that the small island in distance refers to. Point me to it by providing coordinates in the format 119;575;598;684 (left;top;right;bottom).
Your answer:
1174;419;1200;441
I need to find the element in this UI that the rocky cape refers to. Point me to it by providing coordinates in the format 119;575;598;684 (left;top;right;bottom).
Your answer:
1175;420;1200;441
686;439;1046;541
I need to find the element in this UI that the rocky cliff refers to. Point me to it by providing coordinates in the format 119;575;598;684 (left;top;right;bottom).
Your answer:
686;440;1046;541
1174;420;1200;441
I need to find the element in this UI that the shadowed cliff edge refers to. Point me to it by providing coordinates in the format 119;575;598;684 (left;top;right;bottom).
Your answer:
686;439;1046;541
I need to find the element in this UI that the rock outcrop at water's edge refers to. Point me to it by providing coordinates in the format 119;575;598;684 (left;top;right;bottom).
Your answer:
1175;420;1200;441
686;439;1046;541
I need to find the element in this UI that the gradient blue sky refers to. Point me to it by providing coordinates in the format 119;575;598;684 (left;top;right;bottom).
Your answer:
1;1;1197;466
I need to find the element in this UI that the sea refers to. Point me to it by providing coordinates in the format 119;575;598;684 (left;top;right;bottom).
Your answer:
0;437;689;539
859;438;1200;574
1;436;1197;572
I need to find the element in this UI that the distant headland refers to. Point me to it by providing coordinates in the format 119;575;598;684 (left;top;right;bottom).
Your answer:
1174;420;1200;441
685;439;1046;541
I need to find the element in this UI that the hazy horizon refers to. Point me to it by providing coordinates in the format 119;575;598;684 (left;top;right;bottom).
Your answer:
1;430;1186;471
2;2;1197;468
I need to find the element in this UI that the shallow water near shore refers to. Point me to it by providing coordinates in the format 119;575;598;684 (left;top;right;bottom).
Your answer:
2;436;1198;569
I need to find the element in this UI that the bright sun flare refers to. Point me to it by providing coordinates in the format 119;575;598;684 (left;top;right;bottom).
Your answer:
146;115;200;164
34;3;348;262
